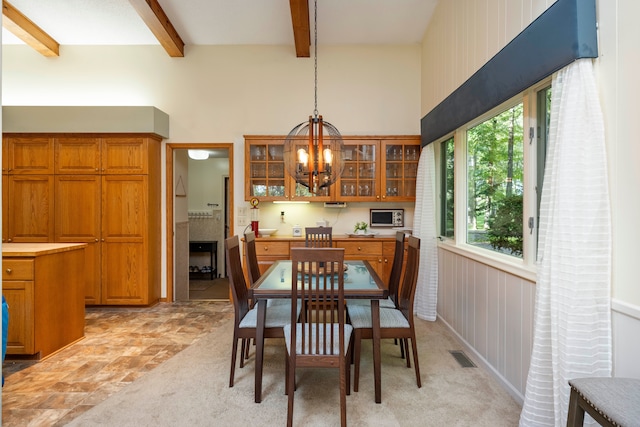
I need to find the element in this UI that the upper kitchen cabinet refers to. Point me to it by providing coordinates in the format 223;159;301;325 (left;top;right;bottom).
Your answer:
55;136;148;175
380;138;420;202
244;135;420;203
5;136;54;175
336;136;421;202
244;136;332;202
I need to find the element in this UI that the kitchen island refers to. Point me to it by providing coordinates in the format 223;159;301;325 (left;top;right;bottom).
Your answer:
2;243;87;359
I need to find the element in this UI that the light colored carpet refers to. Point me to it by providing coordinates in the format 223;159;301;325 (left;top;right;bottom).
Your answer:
66;316;521;426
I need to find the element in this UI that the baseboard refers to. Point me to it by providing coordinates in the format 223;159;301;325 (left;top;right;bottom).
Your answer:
436;315;525;406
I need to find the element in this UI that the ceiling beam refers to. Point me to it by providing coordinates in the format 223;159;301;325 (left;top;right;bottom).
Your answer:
2;0;59;57
289;0;310;58
128;0;184;57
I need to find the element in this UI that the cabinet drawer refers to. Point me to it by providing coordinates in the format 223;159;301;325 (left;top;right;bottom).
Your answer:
255;241;289;256
337;241;382;256
3;259;34;280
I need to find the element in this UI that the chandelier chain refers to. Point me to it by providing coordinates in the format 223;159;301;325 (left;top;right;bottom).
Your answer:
313;0;318;118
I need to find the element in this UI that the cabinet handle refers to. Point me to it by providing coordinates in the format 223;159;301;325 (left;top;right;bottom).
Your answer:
357;247;362;251
95;238;99;242
376;195;380;199
5;268;12;274
264;246;268;251
384;258;388;263
7;238;12;242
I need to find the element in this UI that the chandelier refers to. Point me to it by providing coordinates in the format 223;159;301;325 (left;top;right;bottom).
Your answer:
284;0;344;194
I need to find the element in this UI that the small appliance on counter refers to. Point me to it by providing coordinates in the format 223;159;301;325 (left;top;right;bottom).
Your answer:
292;225;303;237
370;208;404;227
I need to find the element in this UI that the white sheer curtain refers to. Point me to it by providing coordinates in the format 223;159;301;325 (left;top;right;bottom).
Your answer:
412;143;438;321
520;59;612;426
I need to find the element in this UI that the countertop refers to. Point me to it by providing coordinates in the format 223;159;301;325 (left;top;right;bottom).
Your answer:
2;243;88;257
253;234;406;241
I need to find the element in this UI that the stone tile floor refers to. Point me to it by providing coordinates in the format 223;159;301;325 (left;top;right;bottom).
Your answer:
1;301;233;427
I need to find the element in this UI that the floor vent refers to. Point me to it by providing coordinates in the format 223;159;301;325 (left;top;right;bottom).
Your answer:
449;350;476;368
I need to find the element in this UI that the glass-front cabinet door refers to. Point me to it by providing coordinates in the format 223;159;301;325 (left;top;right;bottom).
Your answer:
337;140;379;202
288;140;332;202
245;138;288;201
381;138;421;201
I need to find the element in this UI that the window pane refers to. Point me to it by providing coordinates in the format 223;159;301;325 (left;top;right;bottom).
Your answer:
466;104;524;257
536;86;552;254
440;137;454;238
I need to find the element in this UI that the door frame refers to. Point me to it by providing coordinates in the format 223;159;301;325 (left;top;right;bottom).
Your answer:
165;143;234;302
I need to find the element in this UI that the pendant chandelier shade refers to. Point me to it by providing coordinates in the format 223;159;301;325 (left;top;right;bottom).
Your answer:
283;0;344;194
284;116;344;192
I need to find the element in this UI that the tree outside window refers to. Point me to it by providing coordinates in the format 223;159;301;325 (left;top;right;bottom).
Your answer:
466;104;524;257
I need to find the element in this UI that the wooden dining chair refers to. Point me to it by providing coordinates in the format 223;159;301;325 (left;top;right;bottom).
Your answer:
225;235;293;389
284;247;351;427
304;226;333;247
244;231;262;287
347;236;422;392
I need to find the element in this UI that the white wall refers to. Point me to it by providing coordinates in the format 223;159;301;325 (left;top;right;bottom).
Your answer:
421;0;640;398
595;0;640;377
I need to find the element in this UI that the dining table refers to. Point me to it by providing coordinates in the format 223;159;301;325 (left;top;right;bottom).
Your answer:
249;259;388;404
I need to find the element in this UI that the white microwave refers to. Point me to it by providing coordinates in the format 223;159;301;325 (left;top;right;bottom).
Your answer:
370;209;404;227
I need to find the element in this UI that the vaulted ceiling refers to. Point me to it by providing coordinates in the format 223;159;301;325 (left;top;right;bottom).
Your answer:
1;0;438;58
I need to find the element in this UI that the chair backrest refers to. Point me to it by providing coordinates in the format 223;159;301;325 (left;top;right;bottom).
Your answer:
243;231;261;286
396;236;420;321
225;235;250;324
387;231;405;305
304;227;333;248
290;247;346;356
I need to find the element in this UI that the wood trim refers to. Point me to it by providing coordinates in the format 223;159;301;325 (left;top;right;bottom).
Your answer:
165;143;234;302
128;0;185;57
289;0;310;58
2;0;59;57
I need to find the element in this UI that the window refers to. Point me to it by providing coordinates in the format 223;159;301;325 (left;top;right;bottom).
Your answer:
440;137;454;238
437;81;552;267
466;103;524;257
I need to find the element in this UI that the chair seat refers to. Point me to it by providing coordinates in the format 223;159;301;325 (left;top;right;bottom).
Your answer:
284;323;353;356
568;377;640;426
239;303;293;328
347;304;410;329
348;297;396;309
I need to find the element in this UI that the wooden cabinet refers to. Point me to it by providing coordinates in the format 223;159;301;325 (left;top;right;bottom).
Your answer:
336;136;421;202
244;136;332;202
5;136;54;175
2;134;161;306
244;135;419;202
2;243;86;359
335;240;384;278
7;175;55;242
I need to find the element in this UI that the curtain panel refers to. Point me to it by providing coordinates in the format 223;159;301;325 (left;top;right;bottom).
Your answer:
413;144;438;321
519;58;612;426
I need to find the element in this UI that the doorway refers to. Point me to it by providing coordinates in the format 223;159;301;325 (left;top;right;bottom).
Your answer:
166;143;234;302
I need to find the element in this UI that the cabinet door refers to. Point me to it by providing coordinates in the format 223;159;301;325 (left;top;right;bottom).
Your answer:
381;139;420;201
2;174;8;243
101;175;148;304
245;140;289;201
286;139;333;201
55;175;102;304
337;140;379;202
6;136;54;174
8;175;54;242
3;280;35;354
55;137;101;174
101;137;148;174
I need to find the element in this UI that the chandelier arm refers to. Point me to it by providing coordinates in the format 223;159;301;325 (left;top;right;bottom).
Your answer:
313;0;318;118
